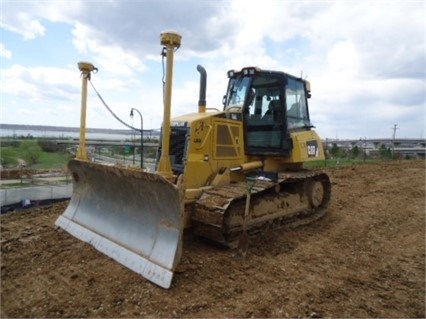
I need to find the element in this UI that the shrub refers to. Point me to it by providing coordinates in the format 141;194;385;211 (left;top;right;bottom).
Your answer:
38;140;61;153
21;140;42;166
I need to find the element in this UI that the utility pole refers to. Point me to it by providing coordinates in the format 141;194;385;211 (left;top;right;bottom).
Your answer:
392;124;398;140
392;124;398;159
130;108;144;169
363;137;367;162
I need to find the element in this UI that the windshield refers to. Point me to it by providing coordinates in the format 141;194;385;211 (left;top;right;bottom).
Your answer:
224;76;251;110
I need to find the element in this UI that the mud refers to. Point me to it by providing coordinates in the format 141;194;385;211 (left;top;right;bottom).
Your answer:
1;160;425;318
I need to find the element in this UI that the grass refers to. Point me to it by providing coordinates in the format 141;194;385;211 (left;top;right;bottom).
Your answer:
304;158;379;168
2;139;414;171
1;140;70;169
32;152;70;169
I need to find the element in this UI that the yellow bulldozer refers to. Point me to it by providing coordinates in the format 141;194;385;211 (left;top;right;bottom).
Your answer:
55;31;331;289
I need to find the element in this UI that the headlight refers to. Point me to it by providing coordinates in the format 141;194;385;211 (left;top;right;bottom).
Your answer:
242;67;257;75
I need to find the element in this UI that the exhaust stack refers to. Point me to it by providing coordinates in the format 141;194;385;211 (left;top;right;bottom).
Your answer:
197;65;207;113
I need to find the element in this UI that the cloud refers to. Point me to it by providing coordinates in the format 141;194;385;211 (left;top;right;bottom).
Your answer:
71;22;147;76
302;2;424;80
1;64;78;102
1;1;424;138
1;3;45;40
0;43;12;59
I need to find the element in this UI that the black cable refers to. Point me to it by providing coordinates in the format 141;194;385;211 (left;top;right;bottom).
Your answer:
88;78;141;132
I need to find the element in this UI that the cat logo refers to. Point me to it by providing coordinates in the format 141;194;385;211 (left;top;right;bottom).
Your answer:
307;140;318;157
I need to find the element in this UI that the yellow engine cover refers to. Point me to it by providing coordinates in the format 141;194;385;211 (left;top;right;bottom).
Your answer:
287;130;325;163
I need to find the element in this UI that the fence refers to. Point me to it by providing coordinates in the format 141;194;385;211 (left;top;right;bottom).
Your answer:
1;184;72;209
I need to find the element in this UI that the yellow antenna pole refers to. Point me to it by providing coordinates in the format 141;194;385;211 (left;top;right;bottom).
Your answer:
156;31;181;179
76;62;96;161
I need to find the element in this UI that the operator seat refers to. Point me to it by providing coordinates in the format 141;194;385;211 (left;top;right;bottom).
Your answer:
263;100;280;121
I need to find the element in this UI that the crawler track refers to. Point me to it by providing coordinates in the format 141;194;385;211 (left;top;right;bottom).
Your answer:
192;170;331;247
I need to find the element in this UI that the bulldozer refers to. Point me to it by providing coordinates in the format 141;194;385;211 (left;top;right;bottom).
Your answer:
55;31;331;289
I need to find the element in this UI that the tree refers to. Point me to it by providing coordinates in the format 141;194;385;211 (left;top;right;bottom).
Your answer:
351;145;360;159
21;140;42;166
329;143;340;158
378;144;392;160
38;140;64;153
0;148;15;167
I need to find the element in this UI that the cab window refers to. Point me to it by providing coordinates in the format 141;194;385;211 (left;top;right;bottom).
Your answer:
286;78;310;129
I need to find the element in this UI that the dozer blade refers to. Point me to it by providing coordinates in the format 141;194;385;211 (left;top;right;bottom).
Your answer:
55;159;182;289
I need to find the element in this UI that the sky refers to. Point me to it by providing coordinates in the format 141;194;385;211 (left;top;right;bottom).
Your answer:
1;0;425;140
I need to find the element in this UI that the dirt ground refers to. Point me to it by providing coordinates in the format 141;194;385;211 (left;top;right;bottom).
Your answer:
1;160;425;318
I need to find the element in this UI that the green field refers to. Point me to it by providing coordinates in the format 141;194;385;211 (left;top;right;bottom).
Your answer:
1;138;415;171
1;140;70;169
304;158;379;168
31;152;70;169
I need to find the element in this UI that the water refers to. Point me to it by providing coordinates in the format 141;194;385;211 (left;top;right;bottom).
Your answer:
1;128;134;141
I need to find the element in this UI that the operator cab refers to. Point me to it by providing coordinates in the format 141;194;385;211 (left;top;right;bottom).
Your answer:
223;67;313;156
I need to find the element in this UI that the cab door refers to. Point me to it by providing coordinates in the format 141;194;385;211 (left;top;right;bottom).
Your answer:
243;74;292;156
